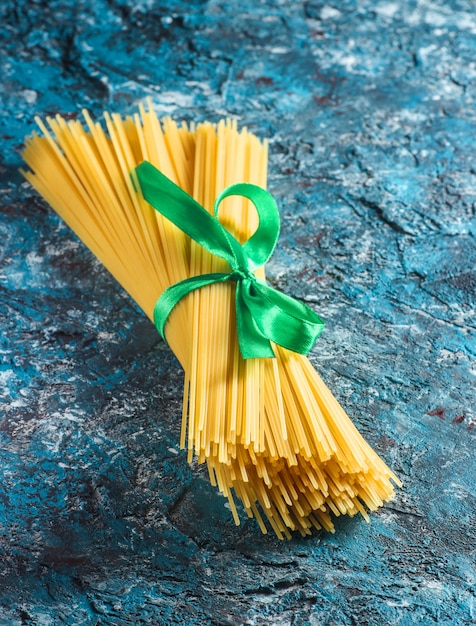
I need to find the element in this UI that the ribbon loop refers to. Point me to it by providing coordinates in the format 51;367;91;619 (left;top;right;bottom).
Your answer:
135;161;325;359
214;183;280;269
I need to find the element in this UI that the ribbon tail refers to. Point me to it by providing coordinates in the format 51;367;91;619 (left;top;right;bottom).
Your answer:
235;282;275;359
154;273;230;345
241;281;325;356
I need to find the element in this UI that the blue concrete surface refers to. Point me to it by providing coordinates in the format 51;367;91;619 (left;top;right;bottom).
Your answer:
1;1;475;624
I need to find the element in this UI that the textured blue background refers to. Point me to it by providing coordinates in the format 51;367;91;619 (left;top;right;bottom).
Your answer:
1;1;475;624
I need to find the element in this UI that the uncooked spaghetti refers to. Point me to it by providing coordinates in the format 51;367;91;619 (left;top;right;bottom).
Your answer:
21;101;400;538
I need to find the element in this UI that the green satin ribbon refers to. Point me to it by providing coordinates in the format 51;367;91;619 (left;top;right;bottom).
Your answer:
135;161;324;359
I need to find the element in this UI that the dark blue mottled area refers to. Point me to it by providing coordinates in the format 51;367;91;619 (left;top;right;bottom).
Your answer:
1;1;475;624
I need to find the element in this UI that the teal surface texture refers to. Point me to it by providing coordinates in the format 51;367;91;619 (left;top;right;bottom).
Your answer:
1;1;475;625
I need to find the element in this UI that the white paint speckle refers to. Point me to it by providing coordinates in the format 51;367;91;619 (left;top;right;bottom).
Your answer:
0;370;15;388
320;6;342;20
404;10;421;26
424;10;447;28
375;3;399;18
22;89;37;104
387;599;411;608
97;331;117;341
8;398;26;408
338;54;358;71
457;13;476;31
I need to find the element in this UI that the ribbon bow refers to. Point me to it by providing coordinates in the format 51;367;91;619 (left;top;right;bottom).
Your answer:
135;161;324;359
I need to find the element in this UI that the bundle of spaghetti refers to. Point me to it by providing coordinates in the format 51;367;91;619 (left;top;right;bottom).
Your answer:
21;102;400;538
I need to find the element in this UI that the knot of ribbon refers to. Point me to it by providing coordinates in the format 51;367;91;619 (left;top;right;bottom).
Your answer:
230;269;255;284
135;161;324;359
